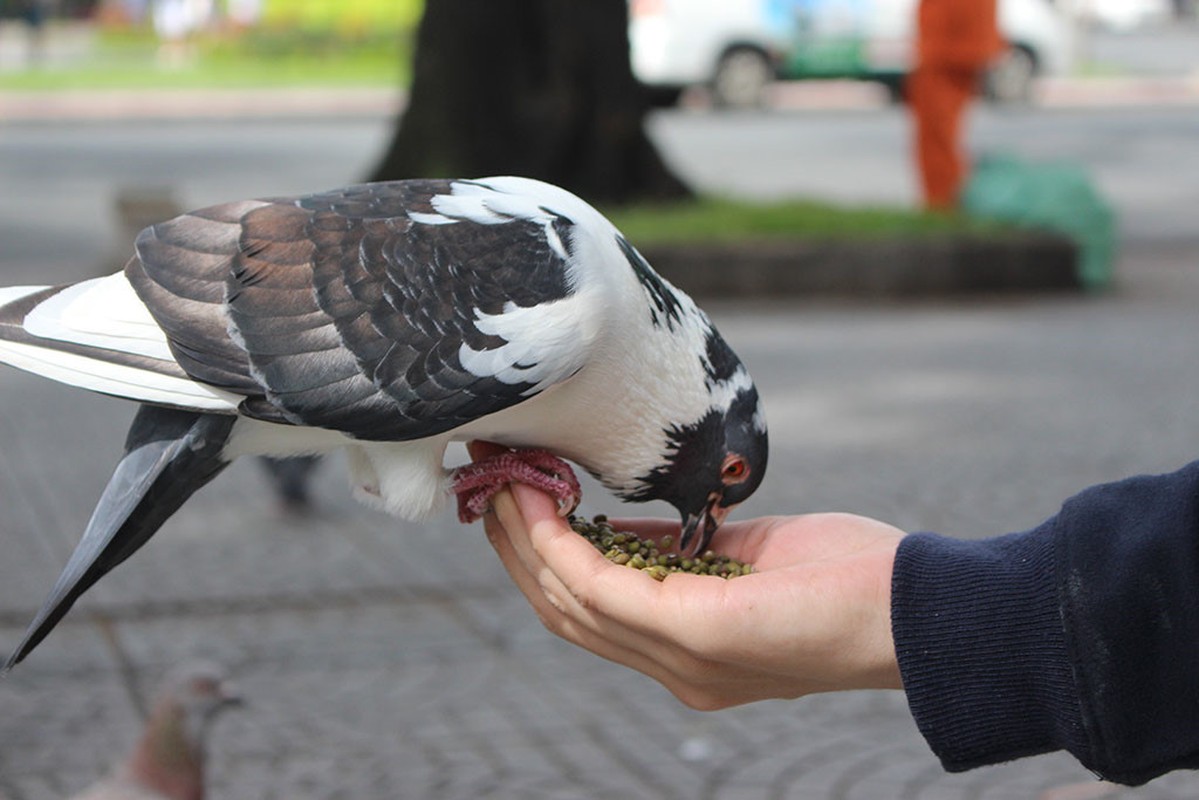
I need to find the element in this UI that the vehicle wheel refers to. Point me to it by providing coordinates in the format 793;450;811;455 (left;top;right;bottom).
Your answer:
711;47;773;110
985;46;1037;104
643;85;685;109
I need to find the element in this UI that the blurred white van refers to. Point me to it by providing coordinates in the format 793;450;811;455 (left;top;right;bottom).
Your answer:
629;0;1071;107
1082;0;1172;30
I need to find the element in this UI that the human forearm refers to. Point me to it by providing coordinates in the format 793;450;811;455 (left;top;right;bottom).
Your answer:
893;460;1199;784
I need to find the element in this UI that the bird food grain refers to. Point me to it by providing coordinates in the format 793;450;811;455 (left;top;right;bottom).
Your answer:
569;515;753;580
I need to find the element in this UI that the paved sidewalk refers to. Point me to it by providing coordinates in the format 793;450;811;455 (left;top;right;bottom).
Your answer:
3;74;1198;123
1;242;1197;799
1;64;1198;795
0;86;403;121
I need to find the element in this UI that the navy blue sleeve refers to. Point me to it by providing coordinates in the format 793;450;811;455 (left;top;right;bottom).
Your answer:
892;460;1199;785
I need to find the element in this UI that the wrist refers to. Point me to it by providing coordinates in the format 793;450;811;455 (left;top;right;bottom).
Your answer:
855;539;904;691
801;525;903;693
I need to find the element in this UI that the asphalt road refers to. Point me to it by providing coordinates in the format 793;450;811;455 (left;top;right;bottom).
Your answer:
1082;17;1199;75
0;106;1198;798
2;101;1197;288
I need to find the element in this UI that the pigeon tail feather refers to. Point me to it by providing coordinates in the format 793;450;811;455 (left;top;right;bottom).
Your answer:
4;406;236;670
0;277;238;412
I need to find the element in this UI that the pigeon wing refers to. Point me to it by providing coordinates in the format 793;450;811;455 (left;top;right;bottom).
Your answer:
126;180;593;441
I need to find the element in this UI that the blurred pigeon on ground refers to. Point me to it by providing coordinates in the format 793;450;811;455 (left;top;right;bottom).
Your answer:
0;176;768;668
70;662;241;800
257;455;322;513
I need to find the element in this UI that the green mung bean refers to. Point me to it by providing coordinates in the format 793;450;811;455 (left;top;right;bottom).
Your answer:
569;515;753;581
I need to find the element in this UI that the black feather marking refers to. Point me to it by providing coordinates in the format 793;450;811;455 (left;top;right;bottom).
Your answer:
616;235;683;331
702;327;741;386
624;384;768;518
622;409;725;505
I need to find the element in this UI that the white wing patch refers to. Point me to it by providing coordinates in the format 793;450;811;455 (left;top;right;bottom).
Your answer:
0;272;239;411
0;339;237;410
24;273;176;362
415;180;573;262
458;293;598;395
405;211;457;226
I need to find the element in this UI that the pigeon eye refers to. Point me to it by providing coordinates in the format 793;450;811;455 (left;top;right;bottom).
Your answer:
721;456;749;484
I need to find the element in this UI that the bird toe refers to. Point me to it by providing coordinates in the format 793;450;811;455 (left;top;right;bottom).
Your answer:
452;448;580;523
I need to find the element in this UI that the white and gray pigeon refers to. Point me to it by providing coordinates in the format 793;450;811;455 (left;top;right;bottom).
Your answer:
70;662;241;800
0;176;768;669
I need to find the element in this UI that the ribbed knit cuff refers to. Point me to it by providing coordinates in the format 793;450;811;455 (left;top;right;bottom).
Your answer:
892;529;1087;772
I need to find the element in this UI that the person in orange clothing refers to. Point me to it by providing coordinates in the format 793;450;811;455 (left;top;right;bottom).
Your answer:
907;0;1006;211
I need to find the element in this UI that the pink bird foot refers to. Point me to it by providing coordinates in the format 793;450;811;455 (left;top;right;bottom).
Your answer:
453;449;581;523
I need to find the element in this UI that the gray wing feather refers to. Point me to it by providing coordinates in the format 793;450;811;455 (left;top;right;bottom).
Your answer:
125;180;583;441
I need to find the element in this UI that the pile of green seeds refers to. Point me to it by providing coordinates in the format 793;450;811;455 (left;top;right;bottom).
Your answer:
569;514;753;581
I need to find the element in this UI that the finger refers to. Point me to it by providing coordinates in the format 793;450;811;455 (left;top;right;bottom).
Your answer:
502;484;789;678
513;484;709;639
485;490;621;651
491;485;632;643
486;491;700;686
524;590;701;693
482;493;578;631
503;485;720;656
467;452;795;702
487;486;571;605
481;489;532;585
498;482;582;601
493;490;802;704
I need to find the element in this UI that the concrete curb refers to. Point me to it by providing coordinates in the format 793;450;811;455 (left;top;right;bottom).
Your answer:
641;231;1081;298
1;75;1196;122
0;87;401;121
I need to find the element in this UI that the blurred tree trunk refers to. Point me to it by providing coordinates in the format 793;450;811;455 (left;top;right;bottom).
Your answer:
366;0;691;205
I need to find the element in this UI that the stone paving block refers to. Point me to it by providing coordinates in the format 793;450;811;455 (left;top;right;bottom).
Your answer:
0;669;139;799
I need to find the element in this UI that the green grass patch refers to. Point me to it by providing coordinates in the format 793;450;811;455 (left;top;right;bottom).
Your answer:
0;20;412;90
0;57;406;91
261;0;423;32
604;197;1016;244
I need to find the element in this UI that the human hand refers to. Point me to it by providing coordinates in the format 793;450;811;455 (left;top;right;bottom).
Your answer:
470;442;905;710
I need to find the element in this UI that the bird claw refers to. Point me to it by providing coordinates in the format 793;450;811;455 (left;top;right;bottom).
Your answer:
452;449;581;523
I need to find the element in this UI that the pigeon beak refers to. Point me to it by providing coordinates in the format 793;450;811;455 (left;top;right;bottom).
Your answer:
679;493;729;557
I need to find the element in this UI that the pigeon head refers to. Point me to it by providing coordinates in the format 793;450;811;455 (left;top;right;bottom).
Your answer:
619;321;769;557
154;661;243;748
655;380;768;557
107;662;242;800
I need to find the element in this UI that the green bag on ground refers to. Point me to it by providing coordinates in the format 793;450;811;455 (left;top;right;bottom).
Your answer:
962;154;1116;290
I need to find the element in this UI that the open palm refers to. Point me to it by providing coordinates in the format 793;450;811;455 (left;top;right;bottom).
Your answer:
474;441;905;709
